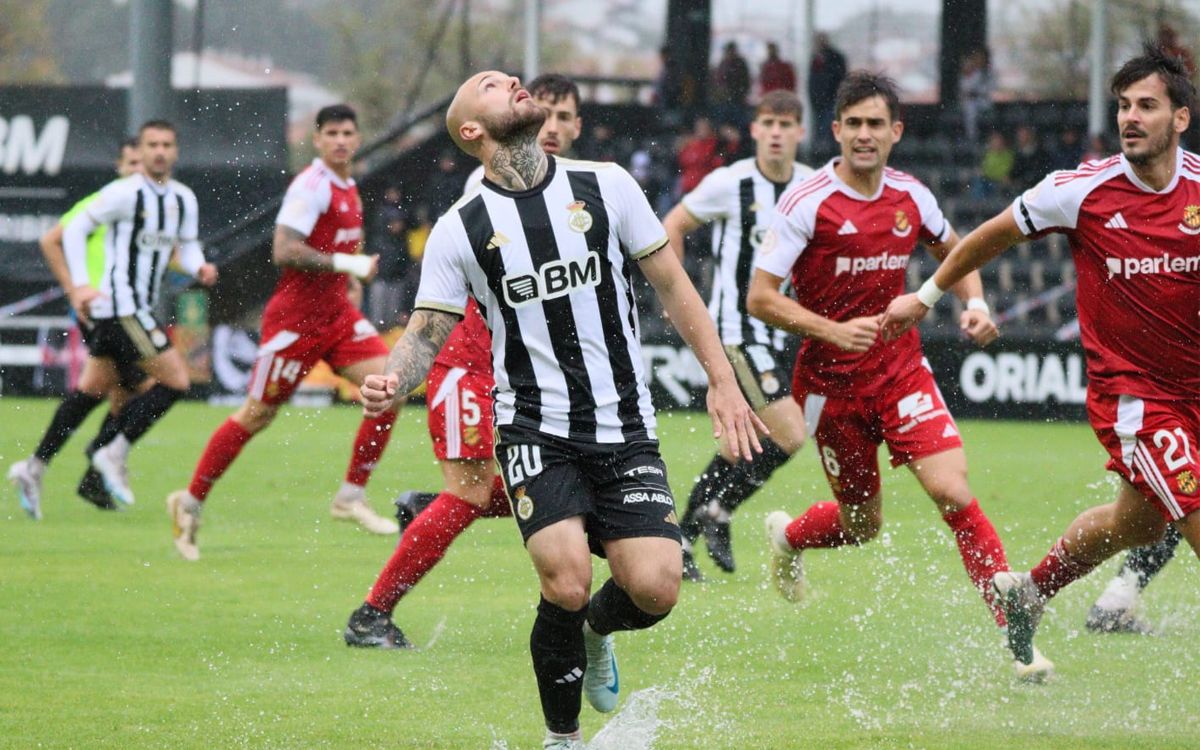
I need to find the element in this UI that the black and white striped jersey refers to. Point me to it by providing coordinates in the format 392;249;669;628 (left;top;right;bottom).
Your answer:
681;157;813;346
416;156;666;444
63;174;204;326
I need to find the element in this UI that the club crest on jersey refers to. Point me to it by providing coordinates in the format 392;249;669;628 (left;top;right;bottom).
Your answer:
1179;205;1200;235
1178;470;1198;496
892;210;912;237
502;252;601;308
566;201;593;233
135;229;176;251
514;486;534;520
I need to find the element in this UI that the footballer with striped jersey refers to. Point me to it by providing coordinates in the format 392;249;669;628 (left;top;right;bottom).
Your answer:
663;90;816;580
745;72;1034;677
359;71;763;750
167;104;399;561
884;46;1200;679
59;120;217;509
345;75;587;652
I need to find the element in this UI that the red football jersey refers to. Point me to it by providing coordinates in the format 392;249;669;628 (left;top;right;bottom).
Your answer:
759;162;953;396
434;298;493;375
269;158;364;327
1014;149;1200;399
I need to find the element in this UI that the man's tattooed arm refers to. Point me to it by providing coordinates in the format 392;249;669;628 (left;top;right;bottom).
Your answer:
384;308;461;396
489;137;548;191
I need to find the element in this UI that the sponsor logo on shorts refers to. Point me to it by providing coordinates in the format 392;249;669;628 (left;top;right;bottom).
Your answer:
622;465;664;478
514;487;534;520
332;226;363;245
1178;469;1198;496
150;328;168;348
622;490;674;506
834;252;909;276
664;510;678;526
464;426;481;446
352;318;379;342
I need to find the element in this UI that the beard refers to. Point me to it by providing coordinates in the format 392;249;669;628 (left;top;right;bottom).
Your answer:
1123;126;1173;165
479;103;546;146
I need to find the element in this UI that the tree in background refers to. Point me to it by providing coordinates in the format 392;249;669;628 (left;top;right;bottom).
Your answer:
0;0;61;82
997;0;1199;100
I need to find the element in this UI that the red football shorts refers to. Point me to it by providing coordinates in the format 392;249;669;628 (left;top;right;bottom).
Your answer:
1088;392;1200;521
248;304;389;405
427;363;495;461
797;360;963;505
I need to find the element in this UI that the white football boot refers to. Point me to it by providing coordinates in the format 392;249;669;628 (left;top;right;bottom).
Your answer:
765;511;806;603
331;483;399;535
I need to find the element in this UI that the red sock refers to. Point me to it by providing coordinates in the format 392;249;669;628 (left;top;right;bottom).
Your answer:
1030;537;1100;600
480;475;512;518
188;418;253;501
345;410;397;487
785;501;853;549
365;493;481;612
942;499;1010;626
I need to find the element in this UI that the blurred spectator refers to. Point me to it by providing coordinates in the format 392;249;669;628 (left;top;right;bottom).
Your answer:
1158;24;1196;77
717;122;746;162
424;151;462;220
367;200;411;328
974;131;1013;198
959;48;995;144
654;46;685;123
808;33;846;134
712;42;752;127
676;117;724;195
1011;125;1047;189
406;204;433;264
1082;133;1110;163
583;123;620;163
1050;127;1085;170
759;42;797;94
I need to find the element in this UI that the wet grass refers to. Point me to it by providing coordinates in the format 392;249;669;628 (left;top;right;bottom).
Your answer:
0;399;1195;748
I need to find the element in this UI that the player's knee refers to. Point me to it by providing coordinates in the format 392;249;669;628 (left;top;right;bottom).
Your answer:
620;568;680;614
541;582;590;612
233;401;278;433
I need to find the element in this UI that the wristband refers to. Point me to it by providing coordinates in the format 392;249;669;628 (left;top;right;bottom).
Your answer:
966;297;990;315
332;252;373;279
915;277;945;308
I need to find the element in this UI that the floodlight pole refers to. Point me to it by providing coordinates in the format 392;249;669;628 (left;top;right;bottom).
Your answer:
1088;0;1109;137
129;0;174;132
524;0;541;83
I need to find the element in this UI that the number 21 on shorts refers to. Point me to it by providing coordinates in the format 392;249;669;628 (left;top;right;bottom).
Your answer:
505;445;543;485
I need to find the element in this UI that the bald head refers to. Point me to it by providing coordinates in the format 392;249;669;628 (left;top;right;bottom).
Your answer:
445;70;545;160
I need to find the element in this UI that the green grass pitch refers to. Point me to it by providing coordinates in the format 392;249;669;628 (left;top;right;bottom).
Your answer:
0;398;1195;749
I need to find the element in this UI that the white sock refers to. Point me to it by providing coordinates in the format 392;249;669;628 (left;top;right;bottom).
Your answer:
26;457;47;476
1094;568;1140;612
109;434;131;461
337;481;365;500
180;492;202;515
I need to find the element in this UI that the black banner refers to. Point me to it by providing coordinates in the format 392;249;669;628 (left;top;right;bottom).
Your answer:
639;335;1088;422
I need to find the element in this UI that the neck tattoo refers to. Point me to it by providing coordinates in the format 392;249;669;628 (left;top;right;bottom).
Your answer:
490;137;548;191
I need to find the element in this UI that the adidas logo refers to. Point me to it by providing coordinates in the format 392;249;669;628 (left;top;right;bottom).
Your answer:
942;423;958;438
486;231;510;250
837;220;859;235
555;667;583;684
1104;212;1129;229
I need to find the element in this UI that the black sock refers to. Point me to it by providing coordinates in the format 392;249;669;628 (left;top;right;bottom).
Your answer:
115;384;185;444
715;437;792;514
586;578;669;636
34;392;103;463
530;597;587;735
1122;525;1184;590
680;454;735;541
86;412;122;457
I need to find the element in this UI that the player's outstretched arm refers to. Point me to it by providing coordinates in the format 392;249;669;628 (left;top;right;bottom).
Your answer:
882;210;1025;341
637;246;767;460
746;269;880;352
361;308;460;418
925;229;998;347
273;226;378;281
